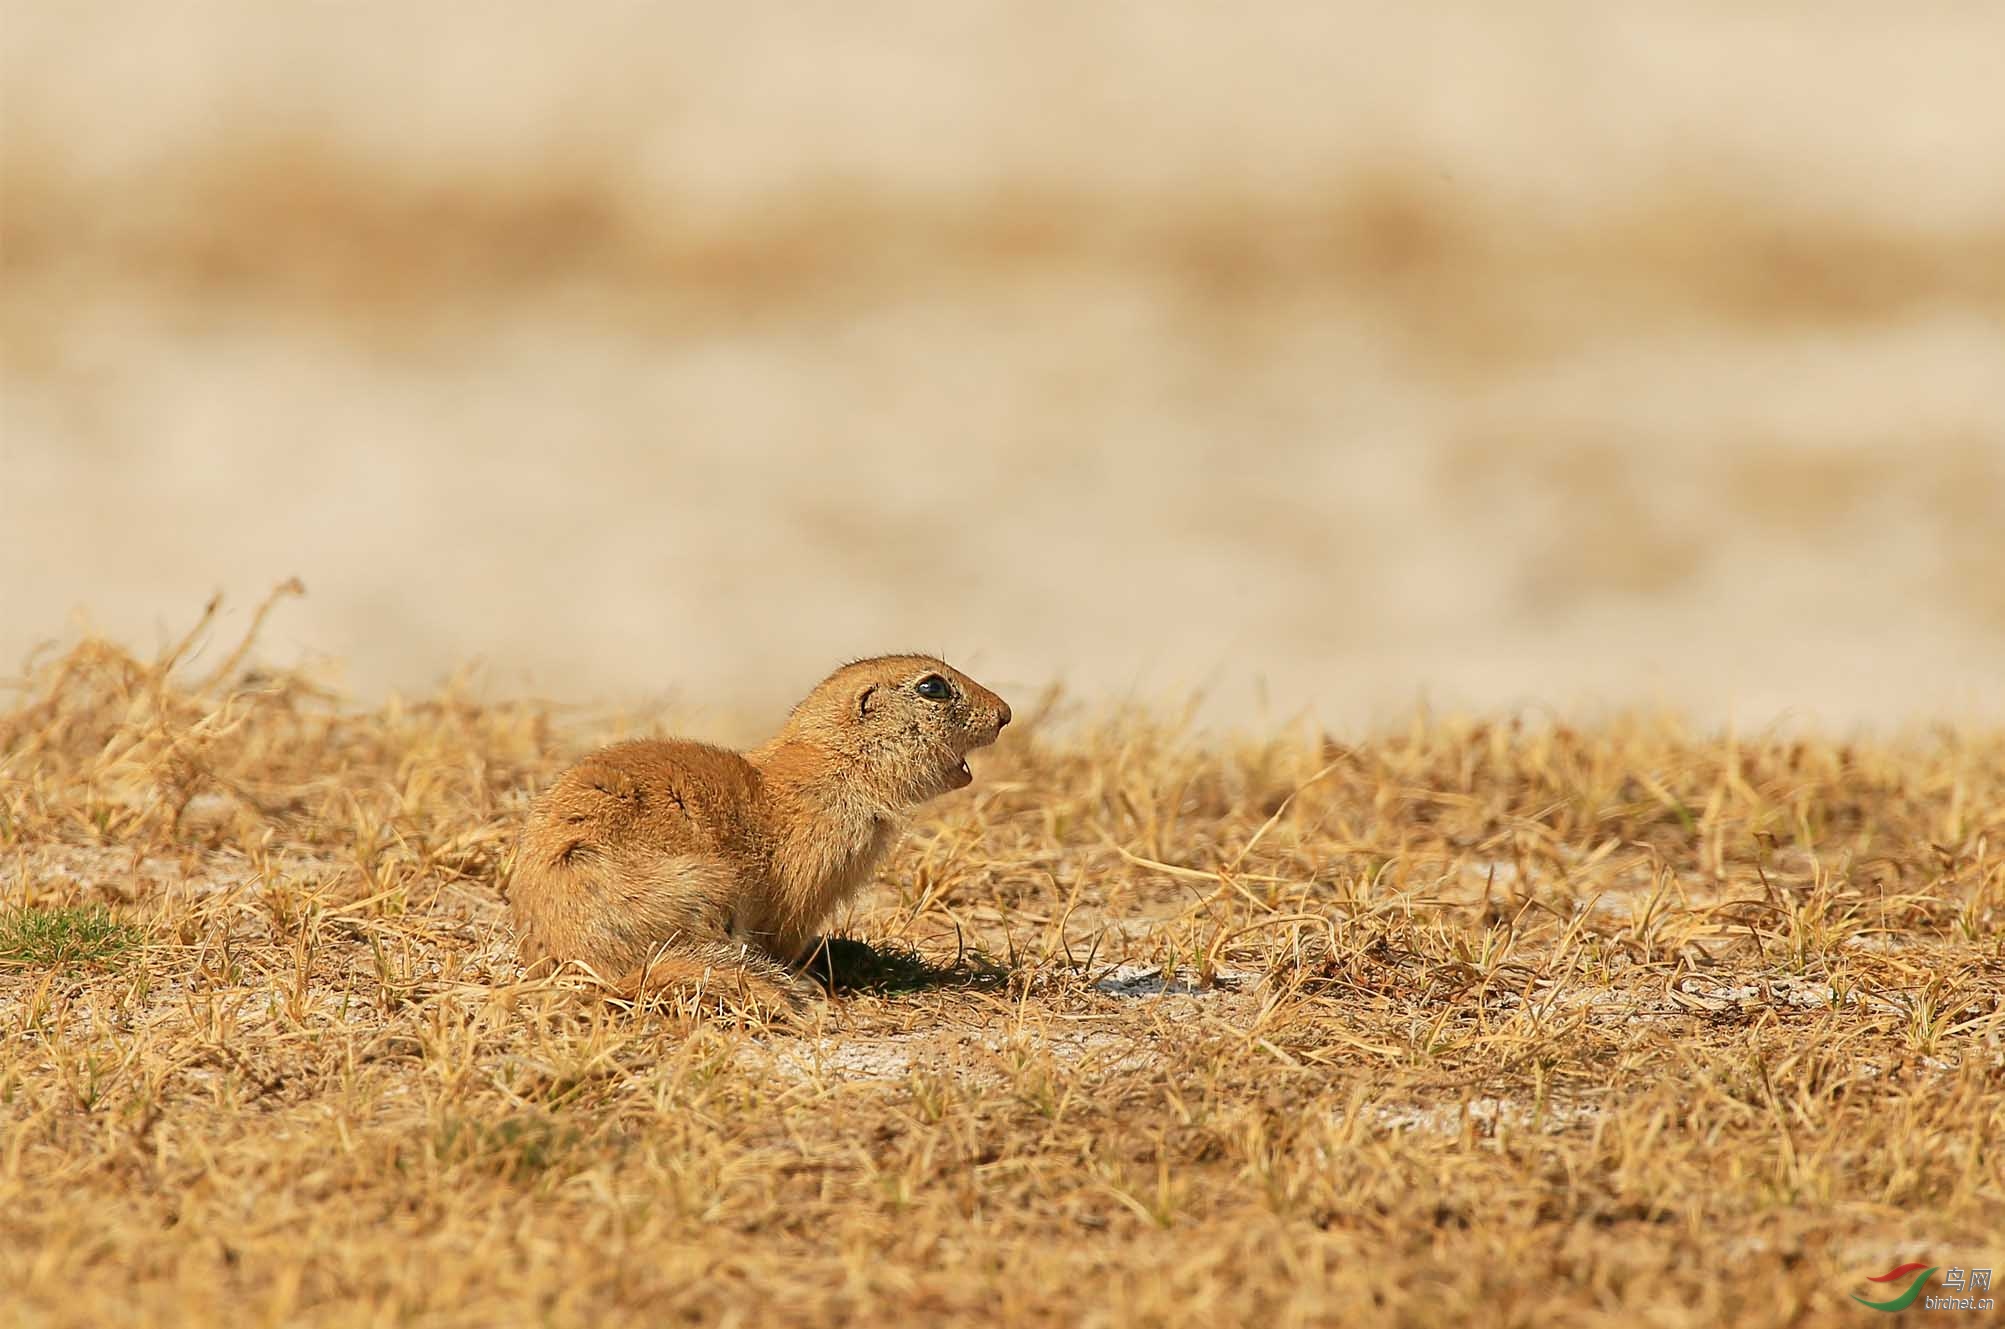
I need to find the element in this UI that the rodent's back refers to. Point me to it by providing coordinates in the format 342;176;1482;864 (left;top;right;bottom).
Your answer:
510;739;764;976
520;739;760;870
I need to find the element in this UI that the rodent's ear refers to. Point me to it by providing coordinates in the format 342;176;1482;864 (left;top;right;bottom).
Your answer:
856;684;878;718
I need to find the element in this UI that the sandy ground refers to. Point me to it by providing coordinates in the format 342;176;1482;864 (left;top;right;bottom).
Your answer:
4;2;2003;730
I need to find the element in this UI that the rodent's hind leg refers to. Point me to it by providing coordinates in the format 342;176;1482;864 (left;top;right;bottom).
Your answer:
612;941;823;1021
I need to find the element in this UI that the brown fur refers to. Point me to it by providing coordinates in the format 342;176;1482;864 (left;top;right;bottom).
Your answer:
508;655;1010;1012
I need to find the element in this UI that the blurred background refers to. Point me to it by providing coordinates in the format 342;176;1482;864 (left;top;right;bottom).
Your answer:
4;1;2002;733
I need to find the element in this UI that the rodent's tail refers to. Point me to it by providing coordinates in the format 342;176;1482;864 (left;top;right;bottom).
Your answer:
611;942;821;1020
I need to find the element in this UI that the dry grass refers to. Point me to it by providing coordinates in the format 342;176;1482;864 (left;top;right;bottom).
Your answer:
3;600;2002;1327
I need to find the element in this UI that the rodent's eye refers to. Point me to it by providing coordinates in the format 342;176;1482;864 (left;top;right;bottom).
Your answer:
913;674;954;701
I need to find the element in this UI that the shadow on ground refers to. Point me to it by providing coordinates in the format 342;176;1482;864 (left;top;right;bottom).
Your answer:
801;935;1011;995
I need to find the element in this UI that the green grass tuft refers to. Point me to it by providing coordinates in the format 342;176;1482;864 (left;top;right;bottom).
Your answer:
435;1113;579;1182
0;904;144;969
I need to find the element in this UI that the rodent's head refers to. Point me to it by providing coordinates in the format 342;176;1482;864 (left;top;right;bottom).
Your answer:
778;655;1011;807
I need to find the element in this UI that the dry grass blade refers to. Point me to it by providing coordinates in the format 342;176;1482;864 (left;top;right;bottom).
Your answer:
1;609;2001;1327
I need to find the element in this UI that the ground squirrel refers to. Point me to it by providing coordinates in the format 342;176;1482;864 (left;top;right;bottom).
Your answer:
509;655;1010;1011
